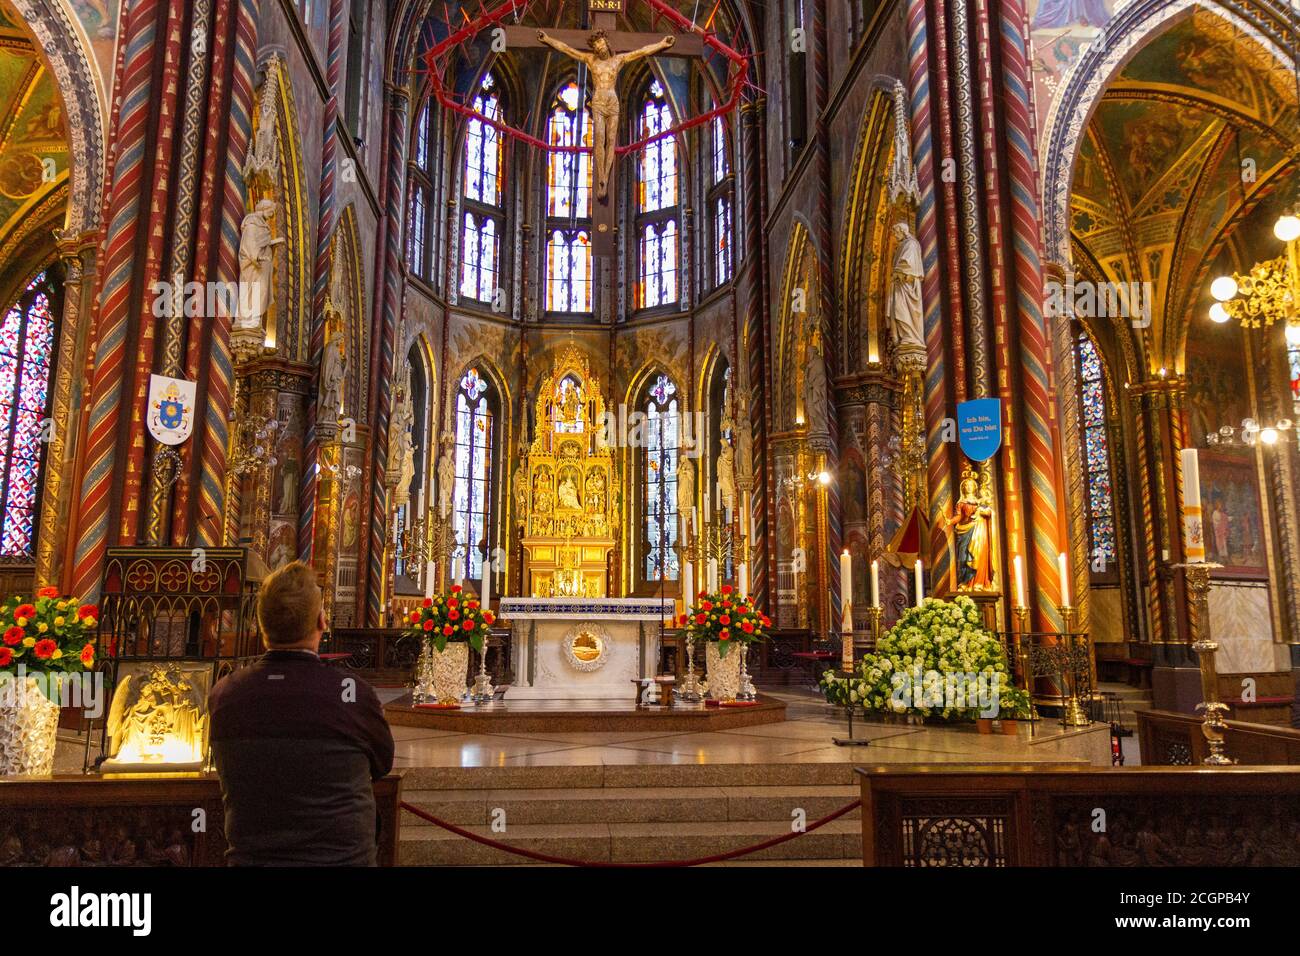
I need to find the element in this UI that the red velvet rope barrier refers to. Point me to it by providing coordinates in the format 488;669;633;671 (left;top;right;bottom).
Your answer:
415;0;750;156
399;798;862;867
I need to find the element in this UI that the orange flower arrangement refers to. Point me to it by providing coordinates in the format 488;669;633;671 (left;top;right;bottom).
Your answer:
0;586;98;675
405;584;495;653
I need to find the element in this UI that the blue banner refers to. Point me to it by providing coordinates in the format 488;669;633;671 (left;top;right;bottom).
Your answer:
957;398;1002;462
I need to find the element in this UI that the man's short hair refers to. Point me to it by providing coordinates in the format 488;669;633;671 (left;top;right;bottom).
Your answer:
257;561;323;647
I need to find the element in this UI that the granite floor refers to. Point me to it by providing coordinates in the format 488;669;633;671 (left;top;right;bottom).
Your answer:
376;687;1114;769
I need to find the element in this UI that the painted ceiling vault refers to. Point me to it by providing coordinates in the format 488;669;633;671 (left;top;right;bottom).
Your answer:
0;1;69;264
1068;11;1298;372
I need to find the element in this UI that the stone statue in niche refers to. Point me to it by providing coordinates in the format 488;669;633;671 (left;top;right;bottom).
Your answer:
512;447;530;528
437;434;456;519
888;221;926;357
235;199;284;332
802;339;829;439
717;438;737;516
389;364;415;505
676;456;695;530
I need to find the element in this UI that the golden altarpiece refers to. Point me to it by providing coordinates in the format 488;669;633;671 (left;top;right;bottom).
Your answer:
519;347;621;598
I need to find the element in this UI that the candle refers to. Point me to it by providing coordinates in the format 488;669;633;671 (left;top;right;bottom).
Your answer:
707;558;719;592
480;550;491;612
1013;554;1025;608
914;560;924;607
737;562;748;598
1058;551;1070;607
682;561;694;612
840;550;852;632
1181;447;1204;563
691;506;698;535
870;559;880;608
703;489;711;525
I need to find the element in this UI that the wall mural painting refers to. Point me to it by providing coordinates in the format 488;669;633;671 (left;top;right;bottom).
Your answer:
1029;0;1115;132
1198;449;1267;577
1185;321;1250;448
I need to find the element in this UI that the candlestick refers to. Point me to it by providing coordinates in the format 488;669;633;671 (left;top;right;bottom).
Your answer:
1181;448;1204;563
914;560;924;607
839;550;852;633
1057;551;1070;607
1013;554;1025;609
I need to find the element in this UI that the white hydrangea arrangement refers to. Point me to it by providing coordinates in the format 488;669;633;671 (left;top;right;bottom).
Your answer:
821;595;1010;721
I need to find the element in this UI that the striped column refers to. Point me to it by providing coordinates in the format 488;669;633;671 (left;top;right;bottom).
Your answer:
71;0;163;599
997;0;1066;627
301;0;347;564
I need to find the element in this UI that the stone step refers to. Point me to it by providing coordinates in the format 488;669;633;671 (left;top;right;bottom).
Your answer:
397;761;859;792
400;785;860;826
398;819;861;866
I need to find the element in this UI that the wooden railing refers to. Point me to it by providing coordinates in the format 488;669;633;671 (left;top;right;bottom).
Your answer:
1137;709;1300;766
0;773;402;866
857;764;1300;866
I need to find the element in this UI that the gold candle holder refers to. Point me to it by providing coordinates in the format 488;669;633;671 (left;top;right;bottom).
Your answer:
1012;604;1031;695
1177;562;1232;765
840;600;854;672
1056;604;1090;727
865;604;883;655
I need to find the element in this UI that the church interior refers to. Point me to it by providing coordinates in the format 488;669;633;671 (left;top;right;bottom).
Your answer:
2;0;1300;885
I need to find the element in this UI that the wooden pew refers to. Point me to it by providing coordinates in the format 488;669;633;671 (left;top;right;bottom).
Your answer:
856;764;1300;866
0;772;402;866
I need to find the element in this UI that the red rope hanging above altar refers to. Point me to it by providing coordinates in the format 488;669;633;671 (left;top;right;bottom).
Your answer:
414;0;751;155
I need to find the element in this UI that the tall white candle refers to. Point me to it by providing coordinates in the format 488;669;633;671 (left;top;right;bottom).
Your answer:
1057;551;1070;607
691;506;698;535
914;560;924;607
1013;554;1025;608
1181;447;1204;563
703;488;711;525
683;560;694;612
840;550;853;631
870;559;880;608
737;562;748;598
707;558;719;592
480;551;491;611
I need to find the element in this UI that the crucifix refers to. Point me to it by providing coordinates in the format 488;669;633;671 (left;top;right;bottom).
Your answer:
503;1;704;264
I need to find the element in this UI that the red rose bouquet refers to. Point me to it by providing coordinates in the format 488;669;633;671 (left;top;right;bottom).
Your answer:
0;586;99;675
679;584;770;657
404;584;495;653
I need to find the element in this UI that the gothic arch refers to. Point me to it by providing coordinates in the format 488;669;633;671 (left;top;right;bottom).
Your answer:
7;0;105;237
333;204;368;421
1039;0;1298;268
774;219;820;434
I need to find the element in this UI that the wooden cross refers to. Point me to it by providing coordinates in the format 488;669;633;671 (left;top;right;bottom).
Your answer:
505;0;704;268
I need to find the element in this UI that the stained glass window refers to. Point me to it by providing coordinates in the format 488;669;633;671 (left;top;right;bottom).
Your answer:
1074;330;1115;563
0;272;55;557
546;82;592;219
464;74;502;206
638;81;676;212
453;367;494;582
459;74;503;306
635;81;679;311
709;114;733;287
1288;337;1300;418
643;373;680;583
407;100;435;280
546;229;592;312
459;213;498;302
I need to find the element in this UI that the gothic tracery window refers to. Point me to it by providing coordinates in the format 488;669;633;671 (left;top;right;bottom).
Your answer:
407;100;436;281
0;271;56;557
453;367;496;581
709;113;733;286
460;73;503;304
1074;330;1116;564
636;80;679;310
545;81;593;313
642;373;680;585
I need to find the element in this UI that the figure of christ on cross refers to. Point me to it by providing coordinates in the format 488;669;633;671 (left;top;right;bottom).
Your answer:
535;28;675;201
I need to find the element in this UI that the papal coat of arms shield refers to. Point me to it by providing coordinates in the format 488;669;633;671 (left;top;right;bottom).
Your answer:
147;374;196;445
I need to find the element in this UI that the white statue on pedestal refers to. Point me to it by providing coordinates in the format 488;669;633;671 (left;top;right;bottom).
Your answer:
803;341;829;439
236;199;284;332
389;364;415;506
437;435;457;518
888;221;926;355
717;439;737;516
676;456;695;528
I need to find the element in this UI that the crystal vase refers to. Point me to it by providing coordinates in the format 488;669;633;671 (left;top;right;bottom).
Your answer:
0;676;60;777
